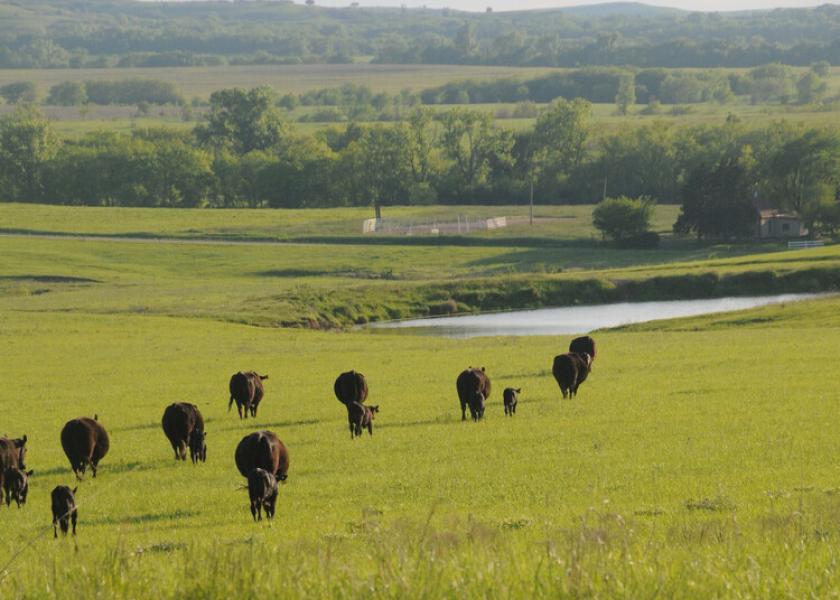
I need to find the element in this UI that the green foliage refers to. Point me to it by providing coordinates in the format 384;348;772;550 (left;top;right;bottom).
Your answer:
46;81;87;106
0;106;58;200
615;73;635;115
83;79;183;106
0;80;37;104
675;152;757;240
592;196;655;241
196;87;290;155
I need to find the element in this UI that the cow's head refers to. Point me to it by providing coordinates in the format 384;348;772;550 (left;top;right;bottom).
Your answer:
190;428;207;464
368;405;380;417
470;392;485;421
14;435;27;469
581;353;592;368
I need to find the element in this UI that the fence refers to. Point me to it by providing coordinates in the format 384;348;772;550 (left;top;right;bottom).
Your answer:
362;215;508;235
787;240;825;249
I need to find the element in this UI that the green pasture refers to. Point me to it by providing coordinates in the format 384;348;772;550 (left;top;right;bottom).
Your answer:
0;64;562;100
2;222;840;596
0;202;681;241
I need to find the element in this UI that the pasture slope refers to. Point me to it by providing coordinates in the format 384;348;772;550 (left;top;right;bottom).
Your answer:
3;206;840;597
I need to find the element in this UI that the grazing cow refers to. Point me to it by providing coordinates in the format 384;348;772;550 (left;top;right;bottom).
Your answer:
51;485;78;538
60;416;110;480
0;434;27;506
569;336;597;365
247;468;278;521
234;431;289;483
503;388;521;416
334;370;368;406
347;402;379;438
3;467;33;507
552;353;592;399
456;367;491;421
162;403;207;463
228;371;269;419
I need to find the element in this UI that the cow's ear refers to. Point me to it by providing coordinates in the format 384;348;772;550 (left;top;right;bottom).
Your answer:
21;434;27;444
481;367;485;371
72;487;78;495
26;470;34;476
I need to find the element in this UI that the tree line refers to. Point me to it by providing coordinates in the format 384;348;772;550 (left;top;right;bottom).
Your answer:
2;1;840;69
1;87;839;239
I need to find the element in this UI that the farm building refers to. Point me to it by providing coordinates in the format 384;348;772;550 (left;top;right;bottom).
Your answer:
757;209;806;238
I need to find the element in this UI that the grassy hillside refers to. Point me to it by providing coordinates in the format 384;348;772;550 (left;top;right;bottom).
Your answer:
3;220;840;596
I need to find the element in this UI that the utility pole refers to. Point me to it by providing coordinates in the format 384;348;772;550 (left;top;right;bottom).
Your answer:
529;179;534;226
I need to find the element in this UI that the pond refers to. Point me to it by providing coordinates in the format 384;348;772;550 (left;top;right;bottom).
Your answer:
369;293;822;338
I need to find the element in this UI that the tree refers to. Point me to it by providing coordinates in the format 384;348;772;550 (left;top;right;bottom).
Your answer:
615;72;635;116
195;87;290;155
440;109;513;198
592;196;655;241
763;129;840;235
811;61;831;78
674;152;757;240
0;81;38;105
46;81;87;106
0;106;59;201
530;98;590;196
796;72;828;105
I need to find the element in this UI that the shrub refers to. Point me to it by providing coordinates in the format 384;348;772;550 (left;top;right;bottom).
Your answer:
593;196;656;241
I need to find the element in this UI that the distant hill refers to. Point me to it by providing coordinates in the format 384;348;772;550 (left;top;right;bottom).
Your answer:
558;2;687;17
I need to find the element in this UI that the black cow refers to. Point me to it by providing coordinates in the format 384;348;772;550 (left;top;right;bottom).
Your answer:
228;371;269;419
552;353;592;399
234;431;289;483
569;336;596;365
347;402;379;438
51;485;78;538
60;416;110;479
3;467;33;507
503;388;521;416
247;468;278;521
162;403;207;463
334;371;368;406
0;434;27;506
456;367;491;421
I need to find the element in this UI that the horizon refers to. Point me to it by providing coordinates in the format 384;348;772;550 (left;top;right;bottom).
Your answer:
142;0;837;14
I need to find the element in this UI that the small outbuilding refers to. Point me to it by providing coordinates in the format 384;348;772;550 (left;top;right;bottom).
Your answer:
757;209;806;238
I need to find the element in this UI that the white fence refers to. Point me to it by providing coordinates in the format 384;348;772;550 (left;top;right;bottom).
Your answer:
363;215;508;235
787;240;825;249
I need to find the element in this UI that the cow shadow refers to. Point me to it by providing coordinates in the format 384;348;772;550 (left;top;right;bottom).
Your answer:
88;509;198;526
378;417;457;430
214;418;321;432
112;421;159;434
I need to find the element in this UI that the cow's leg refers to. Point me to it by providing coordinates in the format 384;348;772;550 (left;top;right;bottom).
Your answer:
349;421;355;439
250;502;257;521
53;518;58;539
237;404;243;419
71;512;77;536
461;402;467;421
91;459;98;478
367;422;373;436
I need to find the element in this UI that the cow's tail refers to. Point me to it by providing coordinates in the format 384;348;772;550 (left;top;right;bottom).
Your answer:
260;375;269;380
228;396;234;412
258;434;272;470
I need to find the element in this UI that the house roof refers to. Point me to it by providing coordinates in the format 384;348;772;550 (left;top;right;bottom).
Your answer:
759;209;800;220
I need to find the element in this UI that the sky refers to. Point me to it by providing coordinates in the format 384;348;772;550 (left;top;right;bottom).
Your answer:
293;0;835;12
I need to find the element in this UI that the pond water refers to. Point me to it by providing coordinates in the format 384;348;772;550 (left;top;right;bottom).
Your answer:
369;293;822;338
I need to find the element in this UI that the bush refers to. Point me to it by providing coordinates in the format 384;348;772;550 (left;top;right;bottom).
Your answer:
616;231;660;248
592;196;656;241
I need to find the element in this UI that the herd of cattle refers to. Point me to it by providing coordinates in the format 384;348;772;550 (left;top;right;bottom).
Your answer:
0;335;596;535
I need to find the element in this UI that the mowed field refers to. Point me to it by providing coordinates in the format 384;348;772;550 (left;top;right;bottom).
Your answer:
3;207;840;596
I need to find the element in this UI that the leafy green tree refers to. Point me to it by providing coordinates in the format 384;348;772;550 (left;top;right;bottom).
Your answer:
764;129;840;234
0;106;59;201
530;98;590;195
796;72;828;105
674;152;757;240
440;109;513;197
811;61;831;78
615;72;635;116
592;196;655;241
0;81;38;105
46;81;87;106
195;87;290;155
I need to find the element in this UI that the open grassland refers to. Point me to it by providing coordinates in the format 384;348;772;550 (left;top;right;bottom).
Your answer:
3;224;840;596
0;64;563;99
0;202;681;241
1;204;837;328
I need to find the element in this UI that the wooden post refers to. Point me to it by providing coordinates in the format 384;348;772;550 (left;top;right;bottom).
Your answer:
529;179;534;226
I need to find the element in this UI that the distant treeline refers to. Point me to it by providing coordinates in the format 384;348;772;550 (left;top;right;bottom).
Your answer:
2;86;840;239
0;80;183;107
2;1;840;69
